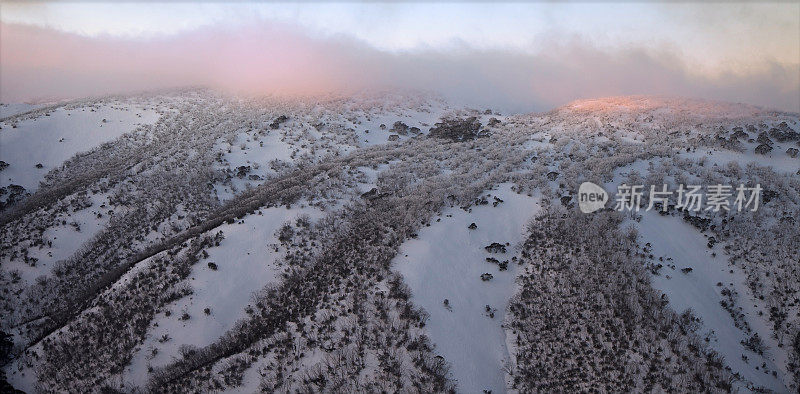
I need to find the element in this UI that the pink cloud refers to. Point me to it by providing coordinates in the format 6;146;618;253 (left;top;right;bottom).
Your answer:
2;22;798;112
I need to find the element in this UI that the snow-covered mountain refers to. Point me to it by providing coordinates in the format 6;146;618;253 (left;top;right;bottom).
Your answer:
0;89;798;393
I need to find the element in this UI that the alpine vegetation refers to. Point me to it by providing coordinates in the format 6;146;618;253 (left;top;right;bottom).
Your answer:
0;90;798;393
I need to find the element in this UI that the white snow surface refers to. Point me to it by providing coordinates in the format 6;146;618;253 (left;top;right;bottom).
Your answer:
634;211;789;392
125;205;323;386
2;193;113;284
680;145;799;175
352;105;448;146
213;130;294;201
0;103;44;118
394;183;540;393
0;104;159;191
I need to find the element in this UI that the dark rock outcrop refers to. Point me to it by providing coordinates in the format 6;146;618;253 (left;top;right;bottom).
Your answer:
428;117;486;141
270;115;289;129
391;121;409;135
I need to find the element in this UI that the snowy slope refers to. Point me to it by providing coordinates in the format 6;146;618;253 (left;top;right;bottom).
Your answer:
680;146;799;175
351;103;450;146
0;104;160;191
4;201;323;393
212;130;295;201
394;183;540;393
0;103;44;118
2;91;798;393
607;155;793;391
2;192;113;283
124;205;323;386
634;212;789;392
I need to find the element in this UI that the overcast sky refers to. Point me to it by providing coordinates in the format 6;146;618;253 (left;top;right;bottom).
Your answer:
1;2;798;112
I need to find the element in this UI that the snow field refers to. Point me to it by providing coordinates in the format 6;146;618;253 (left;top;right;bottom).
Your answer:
394;183;540;393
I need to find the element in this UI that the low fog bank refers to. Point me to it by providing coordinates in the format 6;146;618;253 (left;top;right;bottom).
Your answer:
2;22;798;113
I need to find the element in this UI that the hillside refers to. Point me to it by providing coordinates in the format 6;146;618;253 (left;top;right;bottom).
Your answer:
1;90;798;393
